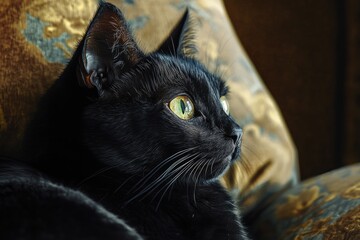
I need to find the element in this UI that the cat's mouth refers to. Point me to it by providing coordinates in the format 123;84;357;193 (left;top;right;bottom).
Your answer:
219;146;240;169
230;145;241;162
205;145;241;179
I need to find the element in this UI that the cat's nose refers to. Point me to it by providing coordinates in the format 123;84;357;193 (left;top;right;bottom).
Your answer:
227;127;243;145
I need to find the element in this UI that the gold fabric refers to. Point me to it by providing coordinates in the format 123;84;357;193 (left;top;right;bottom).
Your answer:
253;164;360;239
0;0;297;216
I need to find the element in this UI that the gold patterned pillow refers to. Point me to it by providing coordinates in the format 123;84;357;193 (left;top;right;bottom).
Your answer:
0;0;297;214
252;164;360;239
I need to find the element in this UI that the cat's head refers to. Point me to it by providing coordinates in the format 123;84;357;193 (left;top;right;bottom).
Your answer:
78;3;242;184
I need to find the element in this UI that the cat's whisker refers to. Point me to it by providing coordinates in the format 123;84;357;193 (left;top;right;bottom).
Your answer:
204;156;211;178
210;156;217;174
239;143;263;176
167;162;194;201
126;148;196;194
191;163;202;206
192;157;207;205
186;158;200;184
154;161;194;211
112;175;137;194
139;153;198;196
80;148;196;194
76;162;124;187
239;155;255;176
241;144;261;162
131;151;196;193
128;161;189;204
77;153;149;188
161;153;195;178
125;152;198;204
145;152;201;197
141;156;191;195
183;159;202;205
159;164;193;207
195;157;207;187
185;160;196;204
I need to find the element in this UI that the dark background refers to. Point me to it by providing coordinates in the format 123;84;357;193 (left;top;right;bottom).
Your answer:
224;0;360;179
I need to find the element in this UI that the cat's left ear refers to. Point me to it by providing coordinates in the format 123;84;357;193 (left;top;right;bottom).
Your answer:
157;9;197;57
77;2;144;93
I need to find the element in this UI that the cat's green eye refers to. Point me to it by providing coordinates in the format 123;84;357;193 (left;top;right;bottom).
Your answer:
169;95;194;120
220;96;230;115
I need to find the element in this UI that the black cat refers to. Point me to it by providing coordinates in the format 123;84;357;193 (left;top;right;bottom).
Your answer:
0;2;249;240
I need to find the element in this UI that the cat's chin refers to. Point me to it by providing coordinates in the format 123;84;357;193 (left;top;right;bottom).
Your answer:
230;145;241;162
199;155;232;182
205;146;241;181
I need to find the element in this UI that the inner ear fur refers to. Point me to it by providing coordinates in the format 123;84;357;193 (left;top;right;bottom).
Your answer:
77;2;144;92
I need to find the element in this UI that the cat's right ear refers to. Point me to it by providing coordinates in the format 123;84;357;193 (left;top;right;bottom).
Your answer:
157;9;197;57
77;2;144;95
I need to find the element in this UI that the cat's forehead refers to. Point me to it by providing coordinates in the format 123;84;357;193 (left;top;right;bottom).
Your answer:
109;54;227;102
149;55;226;96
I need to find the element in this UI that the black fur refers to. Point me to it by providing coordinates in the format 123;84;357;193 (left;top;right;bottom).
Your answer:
1;2;249;240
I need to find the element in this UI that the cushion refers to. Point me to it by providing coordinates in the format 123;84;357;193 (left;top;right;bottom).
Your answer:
0;0;298;215
252;163;360;239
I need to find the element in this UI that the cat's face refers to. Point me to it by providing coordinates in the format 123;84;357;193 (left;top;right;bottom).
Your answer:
82;55;242;183
78;3;242;184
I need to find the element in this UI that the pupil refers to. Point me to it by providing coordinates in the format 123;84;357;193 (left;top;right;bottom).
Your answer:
180;100;186;114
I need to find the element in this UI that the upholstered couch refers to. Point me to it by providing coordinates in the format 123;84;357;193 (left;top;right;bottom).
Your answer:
0;0;359;239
